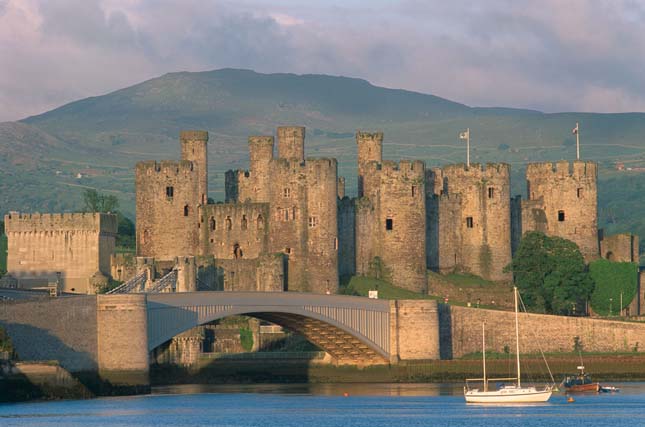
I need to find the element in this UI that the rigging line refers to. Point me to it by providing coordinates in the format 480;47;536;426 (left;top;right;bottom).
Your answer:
518;291;556;385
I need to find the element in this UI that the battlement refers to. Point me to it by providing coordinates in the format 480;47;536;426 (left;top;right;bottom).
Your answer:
356;131;384;145
526;160;597;179
180;130;209;142
273;157;307;171
441;162;510;178
5;212;117;233
380;160;426;179
136;160;195;175
249;135;275;148
202;202;269;218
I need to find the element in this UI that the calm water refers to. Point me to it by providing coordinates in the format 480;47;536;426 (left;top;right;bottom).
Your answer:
1;383;643;426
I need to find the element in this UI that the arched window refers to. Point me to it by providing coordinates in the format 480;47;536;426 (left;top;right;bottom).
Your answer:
226;216;232;230
241;215;248;230
257;214;264;230
184;205;189;216
210;217;216;231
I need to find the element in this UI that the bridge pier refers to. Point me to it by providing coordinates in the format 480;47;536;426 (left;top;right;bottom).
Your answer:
97;295;150;388
389;300;440;363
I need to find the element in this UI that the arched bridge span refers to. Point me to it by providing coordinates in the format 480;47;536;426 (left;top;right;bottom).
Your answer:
147;292;393;363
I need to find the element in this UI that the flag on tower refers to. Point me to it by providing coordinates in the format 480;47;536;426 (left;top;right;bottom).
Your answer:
572;123;579;135
459;129;469;140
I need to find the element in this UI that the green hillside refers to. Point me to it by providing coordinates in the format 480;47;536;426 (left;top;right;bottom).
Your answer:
0;69;643;254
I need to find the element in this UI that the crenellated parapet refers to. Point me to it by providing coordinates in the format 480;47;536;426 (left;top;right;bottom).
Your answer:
5;212;117;234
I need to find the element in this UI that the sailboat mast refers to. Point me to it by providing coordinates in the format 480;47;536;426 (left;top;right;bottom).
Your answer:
482;322;487;392
514;287;521;387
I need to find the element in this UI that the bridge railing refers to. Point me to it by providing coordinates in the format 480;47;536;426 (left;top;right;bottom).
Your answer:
107;270;147;294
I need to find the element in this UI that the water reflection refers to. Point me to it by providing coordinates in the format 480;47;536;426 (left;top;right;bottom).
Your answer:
153;382;464;397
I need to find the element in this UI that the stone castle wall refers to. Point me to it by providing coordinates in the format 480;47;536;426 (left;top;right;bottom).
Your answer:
523;160;599;261
446;305;645;358
600;233;639;262
0;296;98;371
5;212;117;293
200;203;270;260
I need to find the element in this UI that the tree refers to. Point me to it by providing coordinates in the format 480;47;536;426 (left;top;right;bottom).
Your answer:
80;189;135;251
82;189;119;213
505;232;594;315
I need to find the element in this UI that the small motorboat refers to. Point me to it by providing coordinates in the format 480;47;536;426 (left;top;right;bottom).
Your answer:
561;366;601;393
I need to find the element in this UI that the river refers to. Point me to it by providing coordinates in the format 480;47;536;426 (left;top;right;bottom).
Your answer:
1;383;643;426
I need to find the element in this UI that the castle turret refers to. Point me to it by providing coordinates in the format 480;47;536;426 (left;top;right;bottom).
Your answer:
303;159;339;293
523;160;598;261
428;163;512;281
180;130;209;205
356;131;383;197
135;160;201;259
277;126;305;161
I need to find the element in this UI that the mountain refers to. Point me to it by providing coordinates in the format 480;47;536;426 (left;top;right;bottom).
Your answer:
1;69;644;254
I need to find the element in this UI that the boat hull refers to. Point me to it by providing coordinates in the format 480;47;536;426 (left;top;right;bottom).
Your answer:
465;388;552;403
565;383;601;393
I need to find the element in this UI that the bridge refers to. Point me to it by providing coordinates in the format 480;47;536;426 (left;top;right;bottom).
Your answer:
0;292;440;392
147;292;395;364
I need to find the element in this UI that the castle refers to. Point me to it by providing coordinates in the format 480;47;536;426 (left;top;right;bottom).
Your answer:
4;126;639;294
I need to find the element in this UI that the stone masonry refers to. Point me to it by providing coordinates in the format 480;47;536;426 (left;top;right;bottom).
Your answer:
4;212;117;294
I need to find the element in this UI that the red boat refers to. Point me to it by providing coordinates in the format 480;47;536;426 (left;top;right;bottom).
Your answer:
561;366;601;393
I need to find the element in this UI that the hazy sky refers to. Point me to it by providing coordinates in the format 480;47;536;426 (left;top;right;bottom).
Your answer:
2;0;645;121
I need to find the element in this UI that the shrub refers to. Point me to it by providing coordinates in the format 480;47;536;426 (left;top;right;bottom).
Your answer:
589;259;638;315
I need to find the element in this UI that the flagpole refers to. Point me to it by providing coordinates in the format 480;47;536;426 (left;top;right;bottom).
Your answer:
575;122;580;160
467;127;470;168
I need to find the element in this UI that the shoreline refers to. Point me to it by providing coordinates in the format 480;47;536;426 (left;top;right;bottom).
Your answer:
4;354;645;403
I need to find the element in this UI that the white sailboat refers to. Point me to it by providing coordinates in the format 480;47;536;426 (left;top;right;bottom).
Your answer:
464;287;553;403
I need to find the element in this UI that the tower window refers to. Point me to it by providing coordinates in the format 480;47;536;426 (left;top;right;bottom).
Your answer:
166;186;174;198
411;185;417;197
488;187;494;198
257;214;264;229
386;218;393;231
210;217;216;231
466;217;474;228
577;188;583;198
309;216;319;227
226;216;232;230
285;247;292;254
183;205;189;216
283;188;291;198
558;210;565;222
241;215;248;230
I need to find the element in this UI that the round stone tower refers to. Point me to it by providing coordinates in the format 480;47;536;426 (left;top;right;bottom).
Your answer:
180;130;209;205
525;160;598;261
